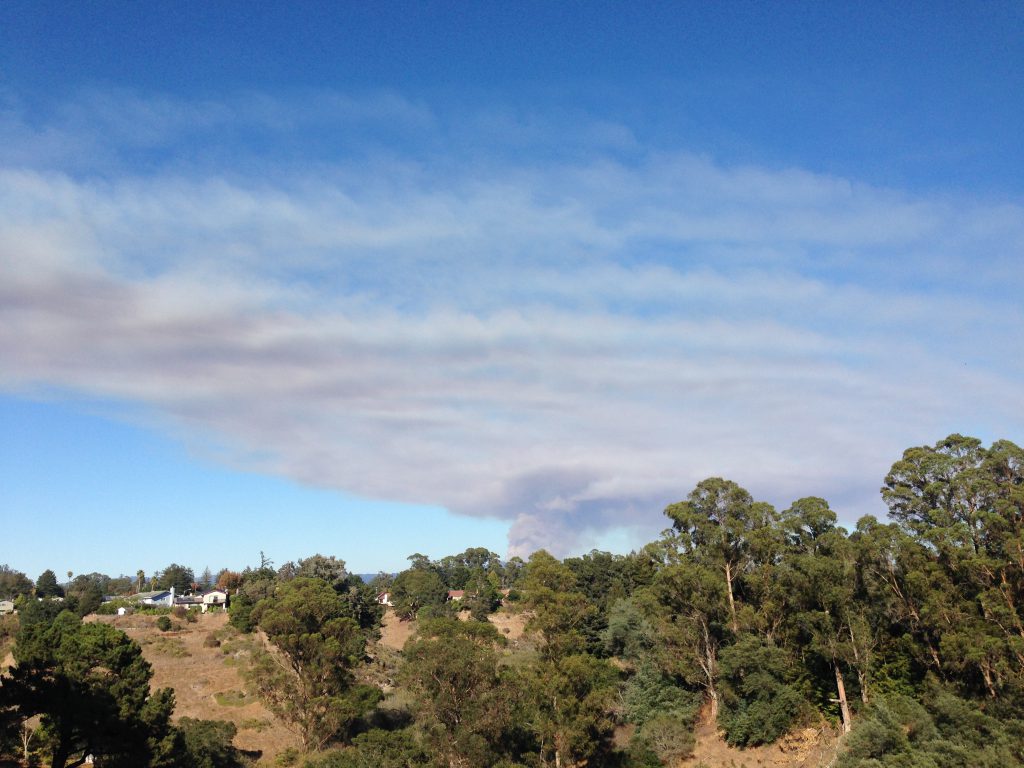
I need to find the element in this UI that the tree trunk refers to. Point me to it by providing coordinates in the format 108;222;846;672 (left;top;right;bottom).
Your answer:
699;616;720;720
724;561;739;633
20;722;34;763
51;745;69;768
835;664;852;734
848;625;869;704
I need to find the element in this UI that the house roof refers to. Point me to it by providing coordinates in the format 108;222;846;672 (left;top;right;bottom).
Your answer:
130;590;171;601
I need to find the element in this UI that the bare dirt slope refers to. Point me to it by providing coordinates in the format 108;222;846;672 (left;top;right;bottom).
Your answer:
681;718;840;768
91;612;300;764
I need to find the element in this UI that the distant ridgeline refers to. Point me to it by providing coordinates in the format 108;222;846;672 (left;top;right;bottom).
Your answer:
2;434;1024;768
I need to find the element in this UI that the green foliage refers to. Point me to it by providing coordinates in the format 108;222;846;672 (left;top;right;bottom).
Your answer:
157;615;173;632
0;565;33;601
157;563;196;593
15;597;65;630
334;575;385;636
295;554;349;586
2;611;176;768
302;729;429;768
535;653;620;767
246;577;380;751
604;596;656;660
390;568;447;621
837;688;1024;768
65;575;105;617
523;550;599;659
717;634;808;746
34;569;63;598
400;618;510;767
177;717;245;768
622;661;700;727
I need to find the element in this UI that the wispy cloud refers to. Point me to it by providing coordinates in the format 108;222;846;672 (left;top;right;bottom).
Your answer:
2;90;1022;555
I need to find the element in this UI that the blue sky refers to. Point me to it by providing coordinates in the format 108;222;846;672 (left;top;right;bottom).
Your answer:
1;3;1022;580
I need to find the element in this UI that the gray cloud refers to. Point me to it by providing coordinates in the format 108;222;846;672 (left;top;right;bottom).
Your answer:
2;98;1023;556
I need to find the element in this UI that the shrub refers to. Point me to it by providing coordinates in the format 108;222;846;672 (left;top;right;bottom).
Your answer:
177;717;245;768
156;615;173;632
837;688;1024;768
214;690;250;707
633;713;696;765
204;633;222;648
717;634;808;747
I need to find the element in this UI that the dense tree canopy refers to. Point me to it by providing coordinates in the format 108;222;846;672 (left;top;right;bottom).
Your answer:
4;433;1024;768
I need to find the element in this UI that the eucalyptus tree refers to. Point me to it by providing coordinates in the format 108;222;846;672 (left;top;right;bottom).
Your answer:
780;497;867;732
664;478;779;633
882;434;1024;696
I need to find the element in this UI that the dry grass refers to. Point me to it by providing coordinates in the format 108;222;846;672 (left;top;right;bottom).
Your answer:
678;715;840;768
91;612;300;764
378;608;416;650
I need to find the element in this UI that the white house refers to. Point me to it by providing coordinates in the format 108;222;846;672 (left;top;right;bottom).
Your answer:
376;591;392;606
130;588;174;607
201;590;228;612
0;599;15;615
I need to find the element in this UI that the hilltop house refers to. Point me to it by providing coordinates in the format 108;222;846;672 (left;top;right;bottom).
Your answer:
200;590;228;611
130;589;175;607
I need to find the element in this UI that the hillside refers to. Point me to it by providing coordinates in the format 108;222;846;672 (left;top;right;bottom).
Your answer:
87;607;843;767
90;612;300;763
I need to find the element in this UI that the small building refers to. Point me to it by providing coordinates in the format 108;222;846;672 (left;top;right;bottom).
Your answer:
201;590;228;612
376;591;392;606
446;590;465;601
0;599;15;615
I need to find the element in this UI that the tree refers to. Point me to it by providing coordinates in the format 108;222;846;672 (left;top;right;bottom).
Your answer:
245;578;380;751
1;611;176;768
216;570;243;592
516;652;619;768
522;550;598;660
881;435;1024;696
717;633;807;746
66;576;104;617
0;565;33;601
390;568;447;621
781;497;869;733
177;718;246;768
401;618;511;767
199;568;214;591
665;478;779;634
156;563;196;594
296;554;349;586
651;556;728;719
34;569;63;598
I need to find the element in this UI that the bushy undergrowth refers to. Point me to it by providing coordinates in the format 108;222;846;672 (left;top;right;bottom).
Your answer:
837;686;1024;768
